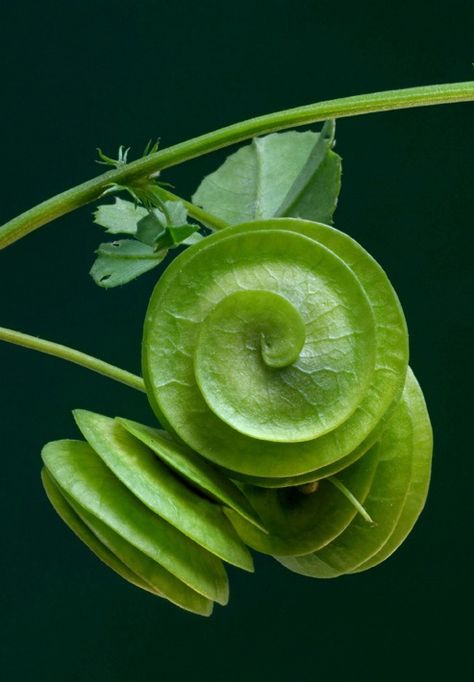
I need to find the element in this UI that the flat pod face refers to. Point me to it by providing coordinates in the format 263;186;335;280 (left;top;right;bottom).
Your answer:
65;489;215;616
43;469;213;615
143;218;408;479
225;445;379;557
277;368;433;577
73;410;254;572
351;371;432;573
41;469;157;595
117;417;266;531
146;228;376;445
41;439;229;605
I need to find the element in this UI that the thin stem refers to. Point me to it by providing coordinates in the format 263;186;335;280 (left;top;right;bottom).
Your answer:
0;326;145;393
1;81;473;249
155;187;229;230
328;476;375;526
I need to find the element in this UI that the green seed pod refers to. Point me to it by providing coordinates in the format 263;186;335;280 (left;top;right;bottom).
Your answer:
142;218;409;481
41;218;432;615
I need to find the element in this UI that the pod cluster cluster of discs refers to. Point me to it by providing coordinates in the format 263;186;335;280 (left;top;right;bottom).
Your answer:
41;217;432;616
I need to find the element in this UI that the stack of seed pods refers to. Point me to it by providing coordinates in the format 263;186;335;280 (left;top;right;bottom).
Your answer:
42;219;432;616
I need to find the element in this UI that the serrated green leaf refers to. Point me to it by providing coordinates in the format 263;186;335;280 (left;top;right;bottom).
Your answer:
275;120;341;224
166;223;199;245
95;240;159;258
166;200;188;226
182;232;204;245
136;202;199;249
192;123;341;226
136;209;167;246
93;197;147;234
90;239;166;288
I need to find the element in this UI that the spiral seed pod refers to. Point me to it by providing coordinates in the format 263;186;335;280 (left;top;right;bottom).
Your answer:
41;218;432;615
142;218;409;483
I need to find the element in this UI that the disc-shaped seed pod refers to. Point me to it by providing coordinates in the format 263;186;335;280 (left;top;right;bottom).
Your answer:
142;218;409;481
276;368;432;577
41;408;270;615
42;438;229;602
72;409;254;571
41;468;214;616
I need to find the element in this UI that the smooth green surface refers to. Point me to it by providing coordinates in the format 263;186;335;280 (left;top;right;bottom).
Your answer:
41;468;155;595
41;439;229;604
278;369;432;577
192;124;341;226
194;286;325;442
143;223;377;473
143;218;407;478
117;417;266;530
352;373;432;572
66;487;214;616
237;398;395;488
275;121;340;221
225;446;378;556
73;410;253;571
219;218;408;485
44;467;213;616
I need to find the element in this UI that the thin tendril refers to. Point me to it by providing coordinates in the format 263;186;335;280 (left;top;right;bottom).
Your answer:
328;476;376;526
0;326;145;393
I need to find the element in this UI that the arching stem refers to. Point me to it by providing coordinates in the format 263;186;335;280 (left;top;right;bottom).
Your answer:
1;81;473;249
0;326;145;393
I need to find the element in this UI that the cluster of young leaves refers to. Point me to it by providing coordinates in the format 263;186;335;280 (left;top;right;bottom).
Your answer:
91;198;201;288
90;143;201;288
90;120;341;288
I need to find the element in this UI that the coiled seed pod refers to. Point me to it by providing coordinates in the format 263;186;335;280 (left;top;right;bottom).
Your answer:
41;218;432;615
142;218;409;483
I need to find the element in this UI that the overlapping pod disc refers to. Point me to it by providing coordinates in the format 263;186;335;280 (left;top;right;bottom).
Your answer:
142;218;409;482
225;368;432;574
276;368;432;576
41;412;264;616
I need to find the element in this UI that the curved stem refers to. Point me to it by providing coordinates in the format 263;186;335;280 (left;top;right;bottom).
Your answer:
155;187;229;230
0;326;145;393
328;476;375;526
1;81;473;249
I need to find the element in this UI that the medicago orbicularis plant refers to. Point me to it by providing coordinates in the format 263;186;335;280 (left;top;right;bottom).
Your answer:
1;82;473;616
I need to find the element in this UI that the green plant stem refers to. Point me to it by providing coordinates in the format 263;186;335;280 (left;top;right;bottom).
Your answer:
328;476;375;525
0;326;145;393
1;81;473;249
155;187;229;230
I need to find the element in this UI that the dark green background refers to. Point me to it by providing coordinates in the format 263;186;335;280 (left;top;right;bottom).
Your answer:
1;1;473;680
